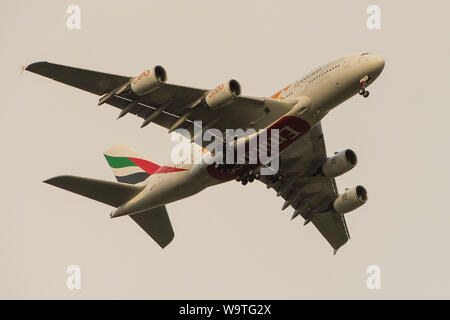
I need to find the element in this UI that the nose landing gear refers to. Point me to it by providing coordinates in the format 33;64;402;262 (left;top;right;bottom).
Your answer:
359;75;371;98
359;89;370;98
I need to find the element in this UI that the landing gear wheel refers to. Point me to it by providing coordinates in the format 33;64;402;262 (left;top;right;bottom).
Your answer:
248;176;255;183
241;179;248;186
363;91;370;98
235;175;241;182
359;89;366;95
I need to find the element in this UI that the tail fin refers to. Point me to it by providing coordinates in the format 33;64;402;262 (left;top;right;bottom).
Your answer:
44;175;174;248
103;144;161;184
104;145;175;248
44;145;175;248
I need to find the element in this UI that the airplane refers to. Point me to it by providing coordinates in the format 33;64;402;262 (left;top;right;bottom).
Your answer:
26;52;385;253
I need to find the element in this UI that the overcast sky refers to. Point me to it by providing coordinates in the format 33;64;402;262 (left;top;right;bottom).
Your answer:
2;0;450;299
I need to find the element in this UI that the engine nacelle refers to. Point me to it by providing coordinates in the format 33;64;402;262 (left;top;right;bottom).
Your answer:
131;65;167;96
333;185;368;214
322;149;358;178
205;80;241;109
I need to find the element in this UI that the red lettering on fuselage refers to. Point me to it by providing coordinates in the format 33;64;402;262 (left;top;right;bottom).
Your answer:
206;116;310;180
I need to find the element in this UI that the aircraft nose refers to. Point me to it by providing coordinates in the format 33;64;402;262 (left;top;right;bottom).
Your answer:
373;54;385;72
365;54;385;78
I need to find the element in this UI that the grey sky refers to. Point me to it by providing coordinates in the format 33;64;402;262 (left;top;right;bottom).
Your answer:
2;0;450;299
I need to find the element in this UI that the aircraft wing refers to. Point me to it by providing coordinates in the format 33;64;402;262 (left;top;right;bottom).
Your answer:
26;62;294;138
259;122;350;252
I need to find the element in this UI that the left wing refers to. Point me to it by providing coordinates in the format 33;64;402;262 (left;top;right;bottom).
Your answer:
259;122;350;252
26;62;294;138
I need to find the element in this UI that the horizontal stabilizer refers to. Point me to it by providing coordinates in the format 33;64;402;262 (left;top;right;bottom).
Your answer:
130;206;174;248
44;175;144;208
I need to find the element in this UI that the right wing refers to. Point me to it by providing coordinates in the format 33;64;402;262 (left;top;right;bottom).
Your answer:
26;62;295;139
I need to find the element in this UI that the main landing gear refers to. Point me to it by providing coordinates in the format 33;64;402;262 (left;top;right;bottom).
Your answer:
359;75;371;98
235;169;261;186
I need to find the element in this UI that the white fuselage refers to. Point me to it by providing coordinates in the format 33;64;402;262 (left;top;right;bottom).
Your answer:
112;53;385;217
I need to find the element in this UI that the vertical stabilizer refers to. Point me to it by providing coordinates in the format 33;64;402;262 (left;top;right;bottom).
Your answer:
104;144;160;184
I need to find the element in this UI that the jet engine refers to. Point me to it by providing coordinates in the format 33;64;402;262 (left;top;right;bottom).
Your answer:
130;65;167;96
333;185;368;214
322;149;357;178
205;80;241;109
